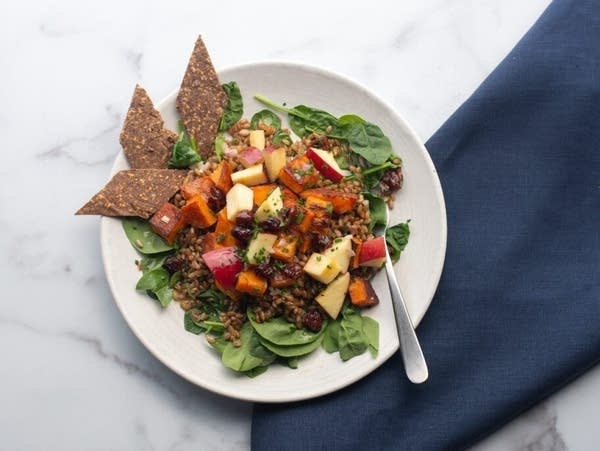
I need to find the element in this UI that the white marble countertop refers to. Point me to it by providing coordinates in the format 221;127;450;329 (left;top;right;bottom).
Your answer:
2;0;598;449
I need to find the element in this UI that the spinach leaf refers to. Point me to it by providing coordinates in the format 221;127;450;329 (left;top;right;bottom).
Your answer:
184;309;225;335
386;221;410;263
345;122;392;165
362;316;379;358
135;267;172;307
243;366;269;378
338;307;369;361
169;271;182;287
363;192;387;231
250;109;281;131
139;254;168;273
136;268;169;291
169;121;201;168
272;130;292;146
207;335;229;355
123;219;174;255
184;310;205;335
338;114;366;126
247;309;325;346
219;81;243;132
222;323;275;372
197;288;227;320
214;134;226;161
288;105;341;138
253;95;340;138
155;285;173;307
259;335;324;358
282;356;299;369
322;319;341;353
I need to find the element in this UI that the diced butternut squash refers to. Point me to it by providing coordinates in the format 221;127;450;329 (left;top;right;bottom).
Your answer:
349;278;380;308
181;195;217;228
235;269;268;296
271;234;299;262
278;155;320;193
215;208;238;247
149;202;185;245
181;176;215;201
295;207;315;233
251;184;277;206
299;188;358;214
209;160;233;193
305;195;332;228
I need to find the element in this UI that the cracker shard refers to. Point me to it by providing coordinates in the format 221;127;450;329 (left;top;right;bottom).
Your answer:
120;85;177;169
76;169;186;218
176;36;227;157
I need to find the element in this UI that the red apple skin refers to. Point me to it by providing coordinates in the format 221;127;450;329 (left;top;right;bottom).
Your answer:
202;247;243;288
359;236;387;268
238;147;264;168
306;147;344;182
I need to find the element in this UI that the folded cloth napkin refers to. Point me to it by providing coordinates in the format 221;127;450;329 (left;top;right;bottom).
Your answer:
252;0;600;449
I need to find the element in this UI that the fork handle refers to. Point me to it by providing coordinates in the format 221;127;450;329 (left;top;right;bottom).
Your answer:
384;256;429;384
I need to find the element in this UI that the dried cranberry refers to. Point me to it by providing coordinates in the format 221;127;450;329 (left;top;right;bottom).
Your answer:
235;210;254;227
255;261;274;279
303;310;323;332
259;217;281;232
313;234;332;252
232;226;253;242
162;256;182;274
282;263;302;279
207;186;226;212
381;168;403;194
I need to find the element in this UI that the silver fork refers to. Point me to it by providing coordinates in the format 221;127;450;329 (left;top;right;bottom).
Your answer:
377;205;429;384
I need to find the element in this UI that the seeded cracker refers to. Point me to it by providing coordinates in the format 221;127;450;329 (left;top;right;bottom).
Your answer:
120;85;177;169
176;36;227;157
76;169;186;218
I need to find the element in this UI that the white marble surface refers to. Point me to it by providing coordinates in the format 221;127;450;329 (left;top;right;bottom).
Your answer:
2;0;598;449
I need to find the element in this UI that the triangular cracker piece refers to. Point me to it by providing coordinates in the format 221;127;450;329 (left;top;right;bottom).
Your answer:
120;85;177;168
176;36;227;157
76;169;186;218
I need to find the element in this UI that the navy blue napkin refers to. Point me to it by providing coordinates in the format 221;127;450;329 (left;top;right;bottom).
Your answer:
252;0;600;449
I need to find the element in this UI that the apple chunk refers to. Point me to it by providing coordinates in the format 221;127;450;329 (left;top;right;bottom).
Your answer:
306;147;348;182
231;164;269;186
359;236;387;268
246;233;278;265
238;147;264;168
202;247;243;289
226;183;254;222
263;146;287;182
324;235;353;273
254;186;283;223
303;252;340;284
249;130;265;150
316;273;351;319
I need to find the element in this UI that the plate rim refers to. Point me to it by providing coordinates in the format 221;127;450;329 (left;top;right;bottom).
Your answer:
100;60;447;402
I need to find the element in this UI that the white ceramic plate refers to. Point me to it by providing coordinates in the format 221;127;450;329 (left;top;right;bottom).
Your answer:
101;62;447;402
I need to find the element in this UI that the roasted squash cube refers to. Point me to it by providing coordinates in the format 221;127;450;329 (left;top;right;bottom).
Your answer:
235;269;268;296
209;160;233;193
149;202;185;245
181;195;217;228
278;155;320;193
349;278;380;308
271;234;299;262
299;188;358;214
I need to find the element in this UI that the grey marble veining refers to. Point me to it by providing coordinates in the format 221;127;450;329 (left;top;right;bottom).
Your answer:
2;0;599;449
